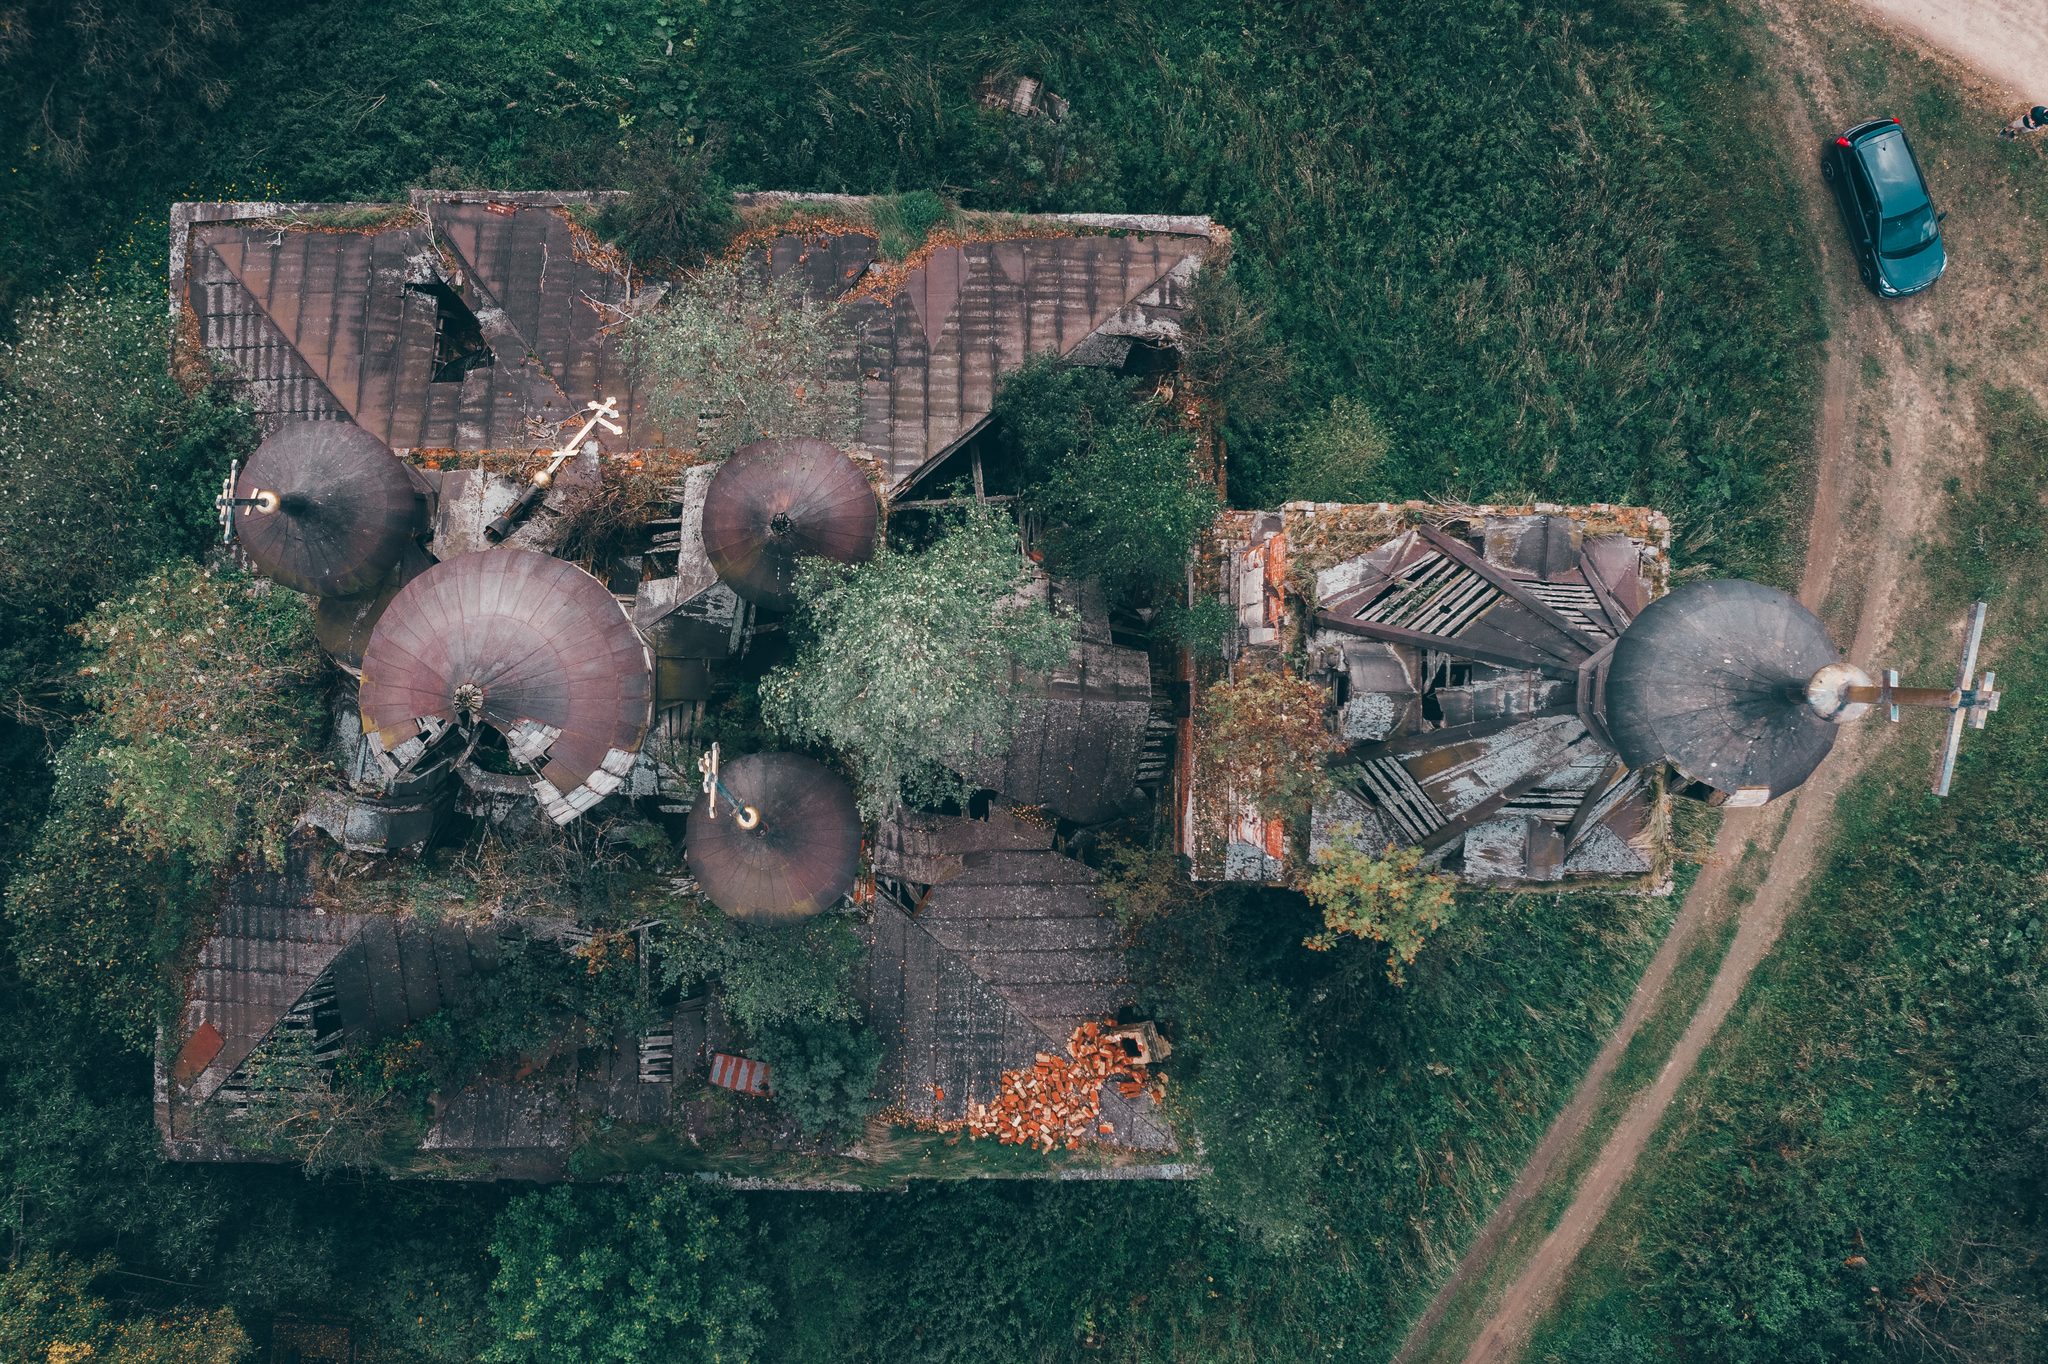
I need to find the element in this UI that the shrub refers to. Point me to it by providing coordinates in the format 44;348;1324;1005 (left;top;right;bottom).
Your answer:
1035;421;1218;590
592;125;735;268
869;189;948;262
1158;595;1235;657
1195;670;1334;821
758;503;1073;816
1270;395;1392;505
623;260;855;460
749;1017;885;1138
0;284;257;620
985;349;1136;490
1301;828;1455;985
69;562;328;868
0;1253;251;1364
484;1178;769;1364
658;905;866;1035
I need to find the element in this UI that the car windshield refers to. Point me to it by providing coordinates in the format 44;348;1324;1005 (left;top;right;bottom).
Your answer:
1880;204;1937;257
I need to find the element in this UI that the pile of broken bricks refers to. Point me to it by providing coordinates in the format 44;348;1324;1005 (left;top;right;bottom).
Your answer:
962;1020;1168;1152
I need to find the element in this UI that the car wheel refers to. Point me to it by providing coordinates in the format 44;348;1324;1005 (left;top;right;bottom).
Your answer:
1858;261;1875;290
1821;158;1836;183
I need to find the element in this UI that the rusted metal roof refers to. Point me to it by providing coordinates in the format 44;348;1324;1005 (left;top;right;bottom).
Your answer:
685;752;861;923
358;550;652;822
700;438;879;611
175;194;644;449
234;420;430;597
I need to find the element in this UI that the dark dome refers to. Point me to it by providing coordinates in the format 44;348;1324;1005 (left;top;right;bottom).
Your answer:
359;550;651;820
700;439;877;612
1603;578;1841;798
686;752;861;924
235;421;427;597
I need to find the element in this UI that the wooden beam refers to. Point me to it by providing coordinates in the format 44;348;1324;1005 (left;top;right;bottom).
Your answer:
1315;611;1578;678
1578;551;1633;632
1343;704;1580;763
1560;758;1628;853
891;495;1017;509
1418;746;1584;853
1413;521;1603;658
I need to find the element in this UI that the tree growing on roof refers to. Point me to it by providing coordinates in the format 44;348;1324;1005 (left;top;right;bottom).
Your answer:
1196;670;1335;822
622;260;856;460
747;1017;885;1138
758;503;1072;817
1301;827;1455;985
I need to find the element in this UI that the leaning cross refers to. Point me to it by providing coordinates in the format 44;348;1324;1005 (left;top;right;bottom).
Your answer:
1805;602;2000;796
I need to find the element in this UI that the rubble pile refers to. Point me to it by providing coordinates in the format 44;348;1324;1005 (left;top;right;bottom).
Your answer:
963;1020;1167;1151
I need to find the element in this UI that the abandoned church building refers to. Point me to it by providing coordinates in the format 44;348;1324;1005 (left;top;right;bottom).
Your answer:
158;189;1880;1179
159;191;1204;1175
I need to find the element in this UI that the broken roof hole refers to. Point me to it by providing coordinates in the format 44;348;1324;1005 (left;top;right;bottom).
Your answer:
407;278;494;384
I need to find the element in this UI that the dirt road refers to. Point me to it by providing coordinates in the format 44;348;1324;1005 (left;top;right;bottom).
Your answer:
1388;1;2006;1358
1850;0;2048;108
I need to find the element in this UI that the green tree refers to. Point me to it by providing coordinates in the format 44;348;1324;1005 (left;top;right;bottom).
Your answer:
69;562;328;868
1034;421;1218;590
749;1017;884;1138
1268;395;1393;505
658;904;866;1035
484;1179;769;1364
623;261;854;460
1301;826;1455;984
0;1252;250;1364
758;504;1072;815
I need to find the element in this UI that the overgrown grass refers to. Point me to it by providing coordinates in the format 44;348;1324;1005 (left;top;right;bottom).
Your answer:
1526;383;2048;1361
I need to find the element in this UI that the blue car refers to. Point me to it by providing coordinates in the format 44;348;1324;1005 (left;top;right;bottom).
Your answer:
1821;118;1947;297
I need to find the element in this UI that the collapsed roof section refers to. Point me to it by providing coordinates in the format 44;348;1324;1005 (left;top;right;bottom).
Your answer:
863;806;1175;1150
172;192;645;451
1180;501;1677;889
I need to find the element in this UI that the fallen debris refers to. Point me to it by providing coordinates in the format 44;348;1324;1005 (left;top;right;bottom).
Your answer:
962;1020;1168;1152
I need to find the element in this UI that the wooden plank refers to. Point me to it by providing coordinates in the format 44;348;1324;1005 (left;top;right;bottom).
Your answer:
358;919;407;1036
921;915;1117;956
395;922;443;1020
1415;522;1603;657
1419;744;1588;852
1315;611;1576;676
1344;705;1580;762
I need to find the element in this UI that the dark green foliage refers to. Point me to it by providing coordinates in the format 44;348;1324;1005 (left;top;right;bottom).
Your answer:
1158;595;1236;657
984;351;1136;491
572;126;736;268
337;931;656;1106
988;352;1217;592
1974;975;2048;1202
658;908;868;1034
484;1178;770;1364
1035;421;1218;591
749;1017;885;1138
3;792;221;1047
870;189;948;261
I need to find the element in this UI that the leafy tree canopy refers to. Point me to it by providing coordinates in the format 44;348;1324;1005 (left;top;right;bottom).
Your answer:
758;503;1072;816
748;1016;885;1138
657;904;866;1036
623;260;854;461
484;1179;769;1364
0;1252;250;1364
1302;827;1456;985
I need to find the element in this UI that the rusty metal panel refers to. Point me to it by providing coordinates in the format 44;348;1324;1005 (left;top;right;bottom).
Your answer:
359;550;651;801
236;420;428;597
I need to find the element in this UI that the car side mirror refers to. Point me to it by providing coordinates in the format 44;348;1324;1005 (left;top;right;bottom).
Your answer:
1936;210;1947;222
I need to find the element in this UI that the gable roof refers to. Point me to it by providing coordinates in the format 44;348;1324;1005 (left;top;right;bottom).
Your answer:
861;827;1175;1151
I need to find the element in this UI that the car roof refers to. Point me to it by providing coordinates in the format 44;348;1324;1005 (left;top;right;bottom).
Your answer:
1855;129;1928;212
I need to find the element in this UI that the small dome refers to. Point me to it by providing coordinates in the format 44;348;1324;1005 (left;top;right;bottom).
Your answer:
686;752;861;923
1603;578;1841;798
235;421;427;597
700;439;878;612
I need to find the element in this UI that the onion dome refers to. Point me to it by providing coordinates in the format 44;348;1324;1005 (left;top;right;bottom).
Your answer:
700;438;878;612
234;421;428;597
686;752;861;923
359;549;652;823
1602;578;1841;799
